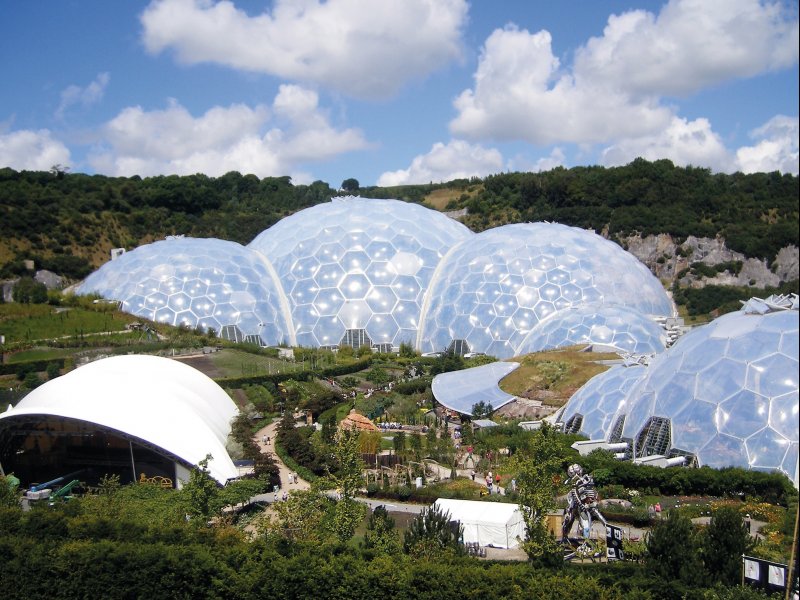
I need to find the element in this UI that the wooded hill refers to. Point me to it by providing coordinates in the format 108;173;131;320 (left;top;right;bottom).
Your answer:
1;159;797;282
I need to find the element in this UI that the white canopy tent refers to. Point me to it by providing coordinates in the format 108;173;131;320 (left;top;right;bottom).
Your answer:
433;498;526;549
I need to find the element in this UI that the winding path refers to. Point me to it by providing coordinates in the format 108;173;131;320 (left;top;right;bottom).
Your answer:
252;420;310;496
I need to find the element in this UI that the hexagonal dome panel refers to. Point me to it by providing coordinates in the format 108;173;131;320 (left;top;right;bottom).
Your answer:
248;197;472;348
516;304;666;355
419;223;674;358
558;363;648;441
78;237;294;346
617;306;798;482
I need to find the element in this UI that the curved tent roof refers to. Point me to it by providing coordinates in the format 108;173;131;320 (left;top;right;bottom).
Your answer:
0;355;239;484
432;361;519;415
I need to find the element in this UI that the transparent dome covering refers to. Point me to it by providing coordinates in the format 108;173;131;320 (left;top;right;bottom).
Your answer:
516;304;666;355
621;308;798;481
559;363;648;441
418;223;673;359
248;197;472;348
78;237;293;346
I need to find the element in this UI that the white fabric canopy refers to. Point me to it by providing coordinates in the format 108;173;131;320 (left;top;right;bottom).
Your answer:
433;498;526;549
0;354;239;484
431;361;519;415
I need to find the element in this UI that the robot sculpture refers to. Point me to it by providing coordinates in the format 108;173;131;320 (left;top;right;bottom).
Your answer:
561;464;607;558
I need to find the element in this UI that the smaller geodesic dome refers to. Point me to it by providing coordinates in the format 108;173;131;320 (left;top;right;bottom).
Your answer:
418;222;674;359
516;304;666;355
78;237;294;346
558;363;648;441
0;355;239;484
620;298;798;484
248;197;473;349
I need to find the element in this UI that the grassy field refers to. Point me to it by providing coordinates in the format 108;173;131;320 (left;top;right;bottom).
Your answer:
423;186;481;210
0;304;136;344
499;347;620;407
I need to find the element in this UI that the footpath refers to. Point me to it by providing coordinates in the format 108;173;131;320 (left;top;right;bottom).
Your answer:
249;419;310;503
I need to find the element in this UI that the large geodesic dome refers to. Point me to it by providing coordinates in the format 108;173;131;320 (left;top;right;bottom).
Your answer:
516;304;666;356
617;302;798;482
248;197;472;349
78;198;673;358
558;363;648;442
418;223;674;359
78;237;294;346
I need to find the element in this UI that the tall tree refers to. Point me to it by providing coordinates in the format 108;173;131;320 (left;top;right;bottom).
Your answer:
645;509;706;587
329;425;366;542
701;506;755;585
509;422;563;563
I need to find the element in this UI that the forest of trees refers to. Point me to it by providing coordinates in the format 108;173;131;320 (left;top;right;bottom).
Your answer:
1;159;797;282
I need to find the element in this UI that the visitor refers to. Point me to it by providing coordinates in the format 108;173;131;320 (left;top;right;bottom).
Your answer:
282;490;288;501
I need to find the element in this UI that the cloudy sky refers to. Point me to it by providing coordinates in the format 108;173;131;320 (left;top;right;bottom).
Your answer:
1;0;797;186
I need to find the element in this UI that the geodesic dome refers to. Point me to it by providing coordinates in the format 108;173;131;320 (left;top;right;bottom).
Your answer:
248;197;472;349
620;305;798;482
78;237;294;346
558;363;648;441
418;223;673;359
516;304;666;355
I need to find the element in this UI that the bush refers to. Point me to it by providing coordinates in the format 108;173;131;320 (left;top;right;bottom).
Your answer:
396;485;412;501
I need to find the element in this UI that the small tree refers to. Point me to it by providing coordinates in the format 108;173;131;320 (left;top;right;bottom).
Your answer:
0;474;21;509
181;454;220;521
393;430;406;459
45;362;61;380
471;401;493;419
403;504;463;558
260;489;332;543
13;276;47;304
341;178;359;193
645;509;706;586
701;506;755;585
363;505;402;554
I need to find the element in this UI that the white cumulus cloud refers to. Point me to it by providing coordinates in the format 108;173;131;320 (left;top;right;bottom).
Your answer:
376;139;504;186
140;0;468;99
449;26;673;145
575;0;799;97
600;116;731;170
89;85;368;178
56;72;110;120
734;115;799;174
450;0;798;170
0;129;71;171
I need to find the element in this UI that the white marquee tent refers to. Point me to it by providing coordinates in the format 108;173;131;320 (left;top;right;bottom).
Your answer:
433;498;526;549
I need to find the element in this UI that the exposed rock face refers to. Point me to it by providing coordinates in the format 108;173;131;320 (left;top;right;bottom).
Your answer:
622;234;798;289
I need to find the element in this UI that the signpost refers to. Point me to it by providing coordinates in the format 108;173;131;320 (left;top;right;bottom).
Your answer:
606;524;625;561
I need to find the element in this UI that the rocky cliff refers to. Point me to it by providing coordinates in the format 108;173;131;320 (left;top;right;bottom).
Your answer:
622;234;799;288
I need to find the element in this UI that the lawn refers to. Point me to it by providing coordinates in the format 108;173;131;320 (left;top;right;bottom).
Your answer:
499;347;620;406
0;304;136;344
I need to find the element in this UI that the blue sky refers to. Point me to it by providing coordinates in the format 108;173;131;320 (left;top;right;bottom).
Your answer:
1;0;797;187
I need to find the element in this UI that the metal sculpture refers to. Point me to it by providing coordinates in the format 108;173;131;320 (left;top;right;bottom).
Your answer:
561;464;607;559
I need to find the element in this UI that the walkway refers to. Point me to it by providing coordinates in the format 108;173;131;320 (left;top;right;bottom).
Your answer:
250;419;310;503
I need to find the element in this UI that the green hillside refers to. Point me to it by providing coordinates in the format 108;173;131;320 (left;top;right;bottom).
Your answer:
1;159;797;282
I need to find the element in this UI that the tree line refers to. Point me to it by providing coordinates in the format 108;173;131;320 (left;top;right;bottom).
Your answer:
1;159;797;282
